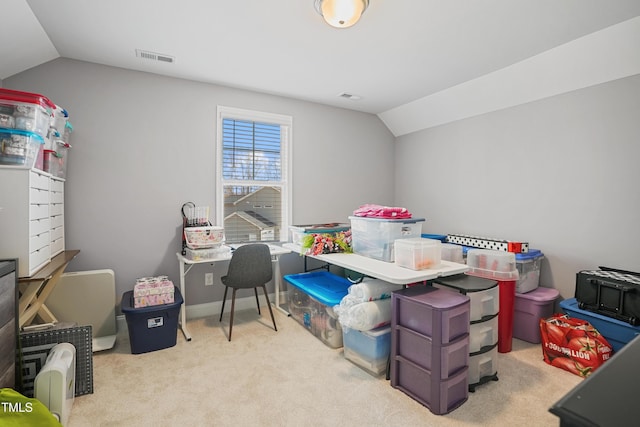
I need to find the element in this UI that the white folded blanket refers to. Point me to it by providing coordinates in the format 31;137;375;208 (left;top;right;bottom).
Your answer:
348;279;401;302
336;299;392;331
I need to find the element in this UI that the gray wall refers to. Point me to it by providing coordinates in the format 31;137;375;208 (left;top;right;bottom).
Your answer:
395;74;640;302
7;58;639;313
5;58;395;307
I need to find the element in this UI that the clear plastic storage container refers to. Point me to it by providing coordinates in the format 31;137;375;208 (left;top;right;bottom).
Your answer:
394;238;442;270
349;216;425;262
0;128;45;168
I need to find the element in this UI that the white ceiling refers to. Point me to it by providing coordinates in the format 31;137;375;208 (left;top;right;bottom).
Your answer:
2;0;640;118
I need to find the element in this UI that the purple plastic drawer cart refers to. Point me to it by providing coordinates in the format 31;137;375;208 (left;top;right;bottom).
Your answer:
390;285;470;415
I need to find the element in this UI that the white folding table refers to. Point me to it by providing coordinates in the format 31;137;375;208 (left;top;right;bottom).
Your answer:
176;244;291;341
282;243;469;285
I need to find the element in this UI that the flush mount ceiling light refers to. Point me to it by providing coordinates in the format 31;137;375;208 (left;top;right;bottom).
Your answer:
314;0;369;29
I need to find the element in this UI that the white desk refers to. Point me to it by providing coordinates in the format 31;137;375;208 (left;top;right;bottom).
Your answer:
176;244;291;341
283;243;469;285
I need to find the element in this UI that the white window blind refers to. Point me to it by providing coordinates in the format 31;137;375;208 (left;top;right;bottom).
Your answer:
216;106;292;243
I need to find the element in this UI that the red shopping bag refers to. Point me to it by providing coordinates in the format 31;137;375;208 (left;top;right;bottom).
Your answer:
539;313;613;377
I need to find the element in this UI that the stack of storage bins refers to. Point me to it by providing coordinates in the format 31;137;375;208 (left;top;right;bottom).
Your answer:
390;286;470;415
0;89;53;168
336;278;400;376
0;88;73;177
465;249;519;353
431;274;500;391
283;271;351;348
44;104;73;179
512;249;560;344
348;216;424;262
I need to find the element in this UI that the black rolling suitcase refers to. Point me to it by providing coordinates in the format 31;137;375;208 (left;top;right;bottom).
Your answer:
575;267;640;326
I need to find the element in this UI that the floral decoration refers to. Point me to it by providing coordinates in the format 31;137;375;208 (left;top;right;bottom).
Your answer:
301;231;353;255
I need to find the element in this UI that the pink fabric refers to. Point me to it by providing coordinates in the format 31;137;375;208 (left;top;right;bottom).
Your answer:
353;204;412;219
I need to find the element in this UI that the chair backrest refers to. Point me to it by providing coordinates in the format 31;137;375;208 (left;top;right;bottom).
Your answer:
224;244;273;289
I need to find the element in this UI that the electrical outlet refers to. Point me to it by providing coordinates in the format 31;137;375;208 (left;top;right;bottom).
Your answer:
205;273;214;286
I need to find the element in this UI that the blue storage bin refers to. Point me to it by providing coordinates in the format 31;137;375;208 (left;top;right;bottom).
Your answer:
284;271;351;348
121;287;183;354
343;326;391;375
559;298;640;352
284;271;351;306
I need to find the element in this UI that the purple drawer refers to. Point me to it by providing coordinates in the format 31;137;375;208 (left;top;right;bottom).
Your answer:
392;286;470;344
391;356;469;415
393;325;469;380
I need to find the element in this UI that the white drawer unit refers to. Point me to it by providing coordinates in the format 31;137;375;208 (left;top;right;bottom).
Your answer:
430;274;501;392
0;168;65;277
50;176;65;257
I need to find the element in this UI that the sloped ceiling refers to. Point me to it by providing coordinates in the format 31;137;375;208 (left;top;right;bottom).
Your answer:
1;0;640;136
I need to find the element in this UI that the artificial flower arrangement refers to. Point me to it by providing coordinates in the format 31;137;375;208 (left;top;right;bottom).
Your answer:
301;230;353;255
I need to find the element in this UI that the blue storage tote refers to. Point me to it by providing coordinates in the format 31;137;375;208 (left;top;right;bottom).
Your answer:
560;298;640;352
284;271;351;348
343;326;391;376
121;286;183;354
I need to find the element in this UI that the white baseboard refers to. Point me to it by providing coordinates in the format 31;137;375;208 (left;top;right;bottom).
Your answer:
117;292;280;332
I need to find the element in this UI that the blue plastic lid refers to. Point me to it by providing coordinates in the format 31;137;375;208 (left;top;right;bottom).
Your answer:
460;246;542;260
0;127;45;144
283;271;351;306
421;233;447;242
515;249;543;261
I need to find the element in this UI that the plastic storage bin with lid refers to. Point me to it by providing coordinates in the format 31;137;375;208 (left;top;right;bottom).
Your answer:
349;216;425;262
465;249;519;353
515;249;544;293
284;271;351;348
513;287;559;343
121;286;183;354
560;298;640;352
0;88;55;138
441;243;464;264
184;226;225;249
289;223;350;246
0;128;45;169
343;325;391;376
43;149;63;177
394;237;442;270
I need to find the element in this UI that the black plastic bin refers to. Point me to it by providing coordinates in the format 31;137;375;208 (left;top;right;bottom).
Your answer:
121;286;183;354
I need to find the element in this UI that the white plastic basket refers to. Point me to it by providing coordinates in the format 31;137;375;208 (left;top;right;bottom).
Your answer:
184;226;225;249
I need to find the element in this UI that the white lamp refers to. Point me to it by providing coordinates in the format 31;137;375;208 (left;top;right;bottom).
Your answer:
314;0;369;29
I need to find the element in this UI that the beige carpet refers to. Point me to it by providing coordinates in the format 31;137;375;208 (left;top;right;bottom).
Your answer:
67;308;581;427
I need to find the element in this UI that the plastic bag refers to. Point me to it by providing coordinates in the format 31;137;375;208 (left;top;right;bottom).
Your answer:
540;313;613;377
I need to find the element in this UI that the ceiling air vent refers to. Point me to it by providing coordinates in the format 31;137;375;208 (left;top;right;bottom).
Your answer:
338;92;361;100
135;49;175;64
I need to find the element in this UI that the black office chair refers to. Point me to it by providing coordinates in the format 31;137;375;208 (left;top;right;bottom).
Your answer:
219;243;278;341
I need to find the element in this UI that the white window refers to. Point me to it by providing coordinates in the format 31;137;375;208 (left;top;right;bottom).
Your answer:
216;106;292;243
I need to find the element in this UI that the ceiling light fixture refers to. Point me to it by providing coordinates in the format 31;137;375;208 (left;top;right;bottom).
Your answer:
314;0;369;29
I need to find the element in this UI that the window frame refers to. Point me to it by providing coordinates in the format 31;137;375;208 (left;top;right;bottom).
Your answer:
215;105;292;243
